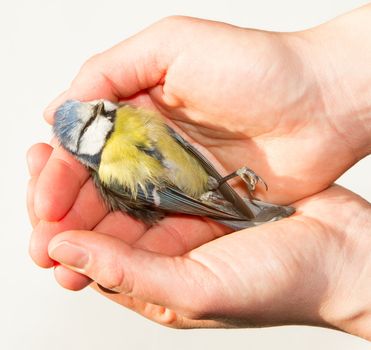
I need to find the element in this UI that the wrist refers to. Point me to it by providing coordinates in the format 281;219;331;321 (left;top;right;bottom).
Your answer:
285;5;371;160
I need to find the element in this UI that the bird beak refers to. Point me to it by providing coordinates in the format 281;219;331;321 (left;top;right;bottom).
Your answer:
95;101;105;115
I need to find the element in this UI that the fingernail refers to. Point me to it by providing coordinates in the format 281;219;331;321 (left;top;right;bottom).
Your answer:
49;241;89;270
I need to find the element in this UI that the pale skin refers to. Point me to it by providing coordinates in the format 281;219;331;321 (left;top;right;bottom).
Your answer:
28;5;371;340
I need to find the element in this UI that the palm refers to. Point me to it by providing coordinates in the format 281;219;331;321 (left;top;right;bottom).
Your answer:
74;185;367;328
143;28;356;204
29;138;368;326
44;18;357;204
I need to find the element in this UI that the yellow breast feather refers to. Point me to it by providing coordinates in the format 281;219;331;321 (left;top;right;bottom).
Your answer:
99;105;209;198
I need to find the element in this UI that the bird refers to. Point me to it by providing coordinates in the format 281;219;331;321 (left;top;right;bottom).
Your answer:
53;99;294;230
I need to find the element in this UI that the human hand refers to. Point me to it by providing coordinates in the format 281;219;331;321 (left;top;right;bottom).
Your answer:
28;7;371;340
42;14;371;205
28;143;371;338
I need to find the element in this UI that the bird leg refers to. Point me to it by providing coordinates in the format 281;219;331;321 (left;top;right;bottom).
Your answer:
214;166;268;198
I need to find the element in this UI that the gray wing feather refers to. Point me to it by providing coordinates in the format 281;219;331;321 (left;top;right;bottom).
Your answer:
146;186;245;220
166;126;255;219
92;171;248;224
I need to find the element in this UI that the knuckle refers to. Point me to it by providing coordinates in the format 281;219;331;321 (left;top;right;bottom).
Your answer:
79;53;102;73
71;53;103;90
155;15;190;29
152;307;200;329
100;265;129;294
153;307;182;328
160;15;184;23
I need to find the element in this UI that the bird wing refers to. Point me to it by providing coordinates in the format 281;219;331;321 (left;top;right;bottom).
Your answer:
91;168;250;224
142;183;246;220
166;126;255;219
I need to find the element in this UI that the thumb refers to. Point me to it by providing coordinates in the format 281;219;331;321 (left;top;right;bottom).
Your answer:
43;17;181;124
48;230;216;319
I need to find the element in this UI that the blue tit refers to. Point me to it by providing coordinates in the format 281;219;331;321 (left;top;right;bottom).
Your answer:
53;100;294;230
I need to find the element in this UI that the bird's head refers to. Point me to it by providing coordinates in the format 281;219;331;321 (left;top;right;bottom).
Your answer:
53;99;118;168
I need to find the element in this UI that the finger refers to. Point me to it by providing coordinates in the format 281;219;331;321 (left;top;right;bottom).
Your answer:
30;179;108;268
26;143;54;227
93;211;149;244
43;18;184;124
43;91;69;124
91;283;181;326
91;216;229;326
54;214;227;291
48;230;217;318
94;212;228;253
134;215;229;255
91;282;223;328
34;145;89;221
49;211;149;291
27;177;40;228
26;143;53;176
54;265;92;291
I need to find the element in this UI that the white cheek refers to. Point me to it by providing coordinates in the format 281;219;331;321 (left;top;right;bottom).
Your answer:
103;100;118;112
78;104;96;123
64;123;84;152
78;117;113;155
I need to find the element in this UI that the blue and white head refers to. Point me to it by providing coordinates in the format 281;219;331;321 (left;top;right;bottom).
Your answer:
53;99;118;168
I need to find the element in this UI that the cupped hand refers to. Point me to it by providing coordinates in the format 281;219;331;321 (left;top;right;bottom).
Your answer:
28;143;371;338
42;16;367;204
28;15;371;338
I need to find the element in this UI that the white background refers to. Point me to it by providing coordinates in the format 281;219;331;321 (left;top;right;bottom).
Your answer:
1;0;370;349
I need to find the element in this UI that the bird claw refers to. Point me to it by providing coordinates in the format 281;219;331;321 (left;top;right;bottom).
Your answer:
235;167;268;194
211;166;268;199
